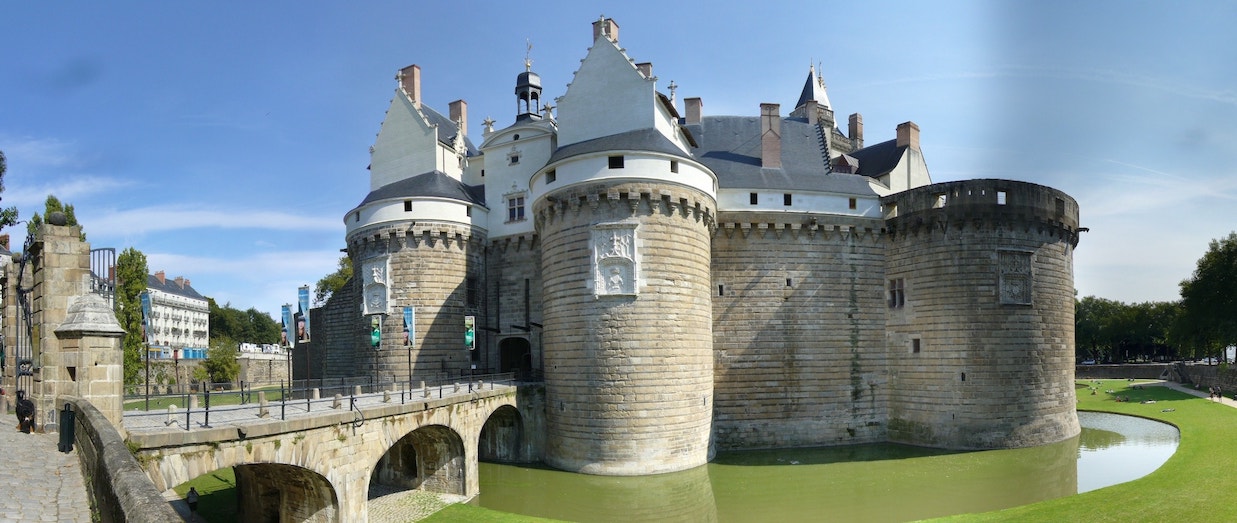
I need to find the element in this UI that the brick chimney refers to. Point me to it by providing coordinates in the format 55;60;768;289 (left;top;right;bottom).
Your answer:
760;103;781;169
849;113;864;148
155;271;166;285
636;62;652;78
685;97;703;125
449;99;468;136
896;121;920;150
592;17;619;43
398;64;421;108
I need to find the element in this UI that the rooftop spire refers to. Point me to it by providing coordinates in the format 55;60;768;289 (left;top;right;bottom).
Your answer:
795;63;831;111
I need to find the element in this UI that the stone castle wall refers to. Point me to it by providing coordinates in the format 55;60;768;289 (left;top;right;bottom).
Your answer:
483;236;543;374
316;278;359;380
710;213;890;449
536;183;716;475
883;180;1081;449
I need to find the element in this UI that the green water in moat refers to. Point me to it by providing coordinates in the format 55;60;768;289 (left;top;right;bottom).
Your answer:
472;412;1178;523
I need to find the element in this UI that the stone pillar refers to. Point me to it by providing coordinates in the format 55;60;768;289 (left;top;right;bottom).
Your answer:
53;293;126;430
27;221;94;430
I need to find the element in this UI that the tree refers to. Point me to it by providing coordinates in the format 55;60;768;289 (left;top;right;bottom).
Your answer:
208;298;280;345
28;194;85;240
116;247;149;385
314;255;353;305
1176;232;1237;361
200;336;240;384
0;150;17;230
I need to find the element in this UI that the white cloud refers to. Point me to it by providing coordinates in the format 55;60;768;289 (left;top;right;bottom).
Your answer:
87;205;341;235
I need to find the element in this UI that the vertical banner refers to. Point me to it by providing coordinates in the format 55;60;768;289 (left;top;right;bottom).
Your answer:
297;286;311;343
370;315;382;349
281;304;293;348
140;292;152;344
464;315;476;350
403;306;415;347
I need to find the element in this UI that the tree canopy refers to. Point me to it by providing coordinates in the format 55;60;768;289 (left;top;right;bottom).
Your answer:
1076;297;1179;363
314;255;353;305
1176;232;1237;358
28;194;84;240
116;247;149;385
0;150;17;231
208;299;281;345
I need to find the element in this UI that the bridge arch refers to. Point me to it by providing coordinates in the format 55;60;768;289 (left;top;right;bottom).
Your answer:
371;423;467;497
234;463;338;522
479;404;525;462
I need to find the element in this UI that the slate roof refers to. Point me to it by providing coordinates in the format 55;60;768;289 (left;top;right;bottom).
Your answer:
846;138;907;179
147;274;207;301
686;116;878;195
359;170;486;207
548;128;693;166
422;104;479;157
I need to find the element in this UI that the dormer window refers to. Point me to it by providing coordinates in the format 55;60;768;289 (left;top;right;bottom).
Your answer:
608;155;624;169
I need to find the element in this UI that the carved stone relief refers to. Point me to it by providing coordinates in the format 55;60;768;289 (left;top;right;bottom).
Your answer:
998;250;1033;305
362;256;391;315
592;223;638;297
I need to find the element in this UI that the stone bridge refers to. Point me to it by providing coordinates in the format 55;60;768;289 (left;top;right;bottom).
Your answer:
124;383;546;522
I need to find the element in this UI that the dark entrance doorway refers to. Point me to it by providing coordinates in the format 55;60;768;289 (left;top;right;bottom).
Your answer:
498;337;532;375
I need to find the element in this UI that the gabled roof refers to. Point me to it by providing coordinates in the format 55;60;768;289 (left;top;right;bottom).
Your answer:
547;128;693;166
147;274;206;301
686;116;875;195
421;103;479;157
359;170;486;207
847;139;908;179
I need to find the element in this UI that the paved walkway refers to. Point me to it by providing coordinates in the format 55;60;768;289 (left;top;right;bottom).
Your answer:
0;427;93;523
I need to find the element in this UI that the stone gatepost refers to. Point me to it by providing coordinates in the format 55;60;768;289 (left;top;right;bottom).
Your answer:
53;293;126;430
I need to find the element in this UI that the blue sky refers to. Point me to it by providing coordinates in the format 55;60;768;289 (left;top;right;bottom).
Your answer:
3;1;1235;317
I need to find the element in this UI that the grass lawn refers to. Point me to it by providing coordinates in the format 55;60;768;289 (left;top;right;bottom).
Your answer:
940;379;1230;522
426;379;1222;523
173;467;238;522
123;386;288;411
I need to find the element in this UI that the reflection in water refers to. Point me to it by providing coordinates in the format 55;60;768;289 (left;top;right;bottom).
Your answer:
475;412;1177;523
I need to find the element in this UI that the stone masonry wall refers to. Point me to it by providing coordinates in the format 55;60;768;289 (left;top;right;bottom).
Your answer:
484;236;543;374
537;183;716;475
711;213;889;449
883;180;1081;449
319;275;359;380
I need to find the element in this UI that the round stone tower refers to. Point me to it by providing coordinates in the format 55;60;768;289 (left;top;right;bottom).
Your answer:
533;150;718;475
882;179;1082;449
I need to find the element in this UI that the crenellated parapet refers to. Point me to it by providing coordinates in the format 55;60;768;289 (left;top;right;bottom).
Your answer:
882;179;1082;247
533;185;716;235
713;215;883;243
346;221;487;259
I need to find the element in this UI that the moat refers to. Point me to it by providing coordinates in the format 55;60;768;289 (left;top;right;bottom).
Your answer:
472;412;1178;522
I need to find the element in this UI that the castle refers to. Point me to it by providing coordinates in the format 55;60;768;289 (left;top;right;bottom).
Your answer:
313;17;1083;476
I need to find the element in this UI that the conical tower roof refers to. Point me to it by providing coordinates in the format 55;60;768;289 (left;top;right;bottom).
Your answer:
795;64;832;111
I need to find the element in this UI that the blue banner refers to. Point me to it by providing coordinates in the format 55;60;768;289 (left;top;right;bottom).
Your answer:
281;304;293;348
297;286;311;343
139;292;152;344
403;306;415;347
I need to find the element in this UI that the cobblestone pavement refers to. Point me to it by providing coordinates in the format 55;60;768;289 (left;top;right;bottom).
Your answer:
122;381;515;434
368;484;466;523
0;427;93;523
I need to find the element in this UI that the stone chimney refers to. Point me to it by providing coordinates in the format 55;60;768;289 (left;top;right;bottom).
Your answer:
398;64;422;109
636;62;652;78
449;99;468;136
155;270;166;285
593;17;619;43
685;97;703;125
760;103;781;169
805;100;819;125
175;276;185;289
849;113;864;148
896;121;920;150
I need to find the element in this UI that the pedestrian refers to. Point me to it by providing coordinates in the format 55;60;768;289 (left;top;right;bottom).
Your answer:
14;390;35;433
187;487;199;514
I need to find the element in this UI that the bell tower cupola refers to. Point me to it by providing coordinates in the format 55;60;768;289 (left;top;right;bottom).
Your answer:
516;41;543;121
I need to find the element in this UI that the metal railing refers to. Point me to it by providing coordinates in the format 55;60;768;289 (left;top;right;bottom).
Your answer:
122;372;519;431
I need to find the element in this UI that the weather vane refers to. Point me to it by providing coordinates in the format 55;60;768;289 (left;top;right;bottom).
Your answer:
525;39;533;72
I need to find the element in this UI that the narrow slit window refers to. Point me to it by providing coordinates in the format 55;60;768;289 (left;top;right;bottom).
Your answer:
997;191;1007;205
750;193;759;205
784;194;793;206
849;198;857;210
404;200;412;212
912;338;921;354
718;284;726;296
670;160;679;173
546;170;557;183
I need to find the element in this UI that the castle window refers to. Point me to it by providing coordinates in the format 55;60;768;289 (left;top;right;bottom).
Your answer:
512;134;520;141
466;277;479;308
750;193;758;205
608;155;625;169
849;198;857;210
466;206;472;217
912;338;921;354
546;170;557;183
786;278;793;287
934;193;947;208
353;211;360;223
510;155;520;165
888;278;905;308
404;200;412;212
507;196;526;222
1055;197;1065;217
481;169;485;177
670;160;679;173
718;284;725;296
784;194;792;206
997;191;1007;205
